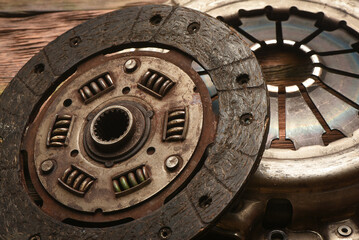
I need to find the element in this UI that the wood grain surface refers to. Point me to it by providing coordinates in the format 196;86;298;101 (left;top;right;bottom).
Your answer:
0;0;168;12
0;0;168;95
0;10;107;94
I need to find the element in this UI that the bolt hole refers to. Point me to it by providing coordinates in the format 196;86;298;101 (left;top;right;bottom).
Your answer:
70;150;79;157
187;22;200;34
122;87;131;94
150;14;162;25
268;230;287;240
236;74;250;84
193;86;198;93
63;99;72;107
271;233;284;240
95;208;103;214
216;16;225;22
34;64;45;74
70;36;81;47
159;227;172;239
240;113;253;126
338;225;352;236
147;147;155;155
199;195;212;208
29;235;41;240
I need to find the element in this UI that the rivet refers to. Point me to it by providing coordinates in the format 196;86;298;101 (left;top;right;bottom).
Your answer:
187;22;200;34
240;113;253;126
29;235;40;240
69;36;81;47
199;195;212;208
41;160;55;174
165;155;180;170
124;59;138;72
34;64;45;74
159;227;172;239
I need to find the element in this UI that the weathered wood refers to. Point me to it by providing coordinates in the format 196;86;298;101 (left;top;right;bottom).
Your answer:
0;0;168;12
0;1;168;95
0;5;268;239
0;10;110;94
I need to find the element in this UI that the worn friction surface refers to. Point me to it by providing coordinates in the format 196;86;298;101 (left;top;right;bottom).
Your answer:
0;5;268;239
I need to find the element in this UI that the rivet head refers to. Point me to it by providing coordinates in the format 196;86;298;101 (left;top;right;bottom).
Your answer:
165;155;180;170
29;235;40;240
159;227;172;239
187;22;200;34
240;113;253;126
69;36;81;47
124;59;138;72
41;160;55;174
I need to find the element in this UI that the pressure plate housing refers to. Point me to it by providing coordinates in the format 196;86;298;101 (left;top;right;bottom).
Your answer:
179;0;359;239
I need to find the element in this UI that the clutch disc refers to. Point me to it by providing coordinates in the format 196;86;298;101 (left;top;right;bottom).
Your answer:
0;5;268;239
179;0;359;239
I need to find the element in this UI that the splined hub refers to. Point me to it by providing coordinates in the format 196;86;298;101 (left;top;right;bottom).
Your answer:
92;106;133;143
84;100;152;167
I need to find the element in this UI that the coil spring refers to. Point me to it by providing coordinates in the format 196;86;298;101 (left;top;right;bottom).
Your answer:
139;70;174;98
112;166;150;193
59;166;95;194
48;115;72;147
164;108;188;141
79;73;114;102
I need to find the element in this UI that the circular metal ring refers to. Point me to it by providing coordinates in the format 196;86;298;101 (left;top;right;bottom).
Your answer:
268;230;288;240
90;105;134;146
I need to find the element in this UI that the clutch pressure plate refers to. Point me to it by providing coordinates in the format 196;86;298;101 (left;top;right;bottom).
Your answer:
0;5;268;239
179;0;359;239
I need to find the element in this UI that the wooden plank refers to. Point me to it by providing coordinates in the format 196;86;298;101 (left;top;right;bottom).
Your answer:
0;0;168;12
0;10;110;94
0;1;169;95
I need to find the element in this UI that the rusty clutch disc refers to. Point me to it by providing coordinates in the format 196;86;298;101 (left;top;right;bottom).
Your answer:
0;5;268;239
